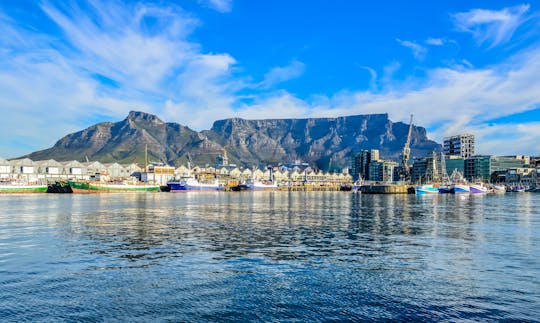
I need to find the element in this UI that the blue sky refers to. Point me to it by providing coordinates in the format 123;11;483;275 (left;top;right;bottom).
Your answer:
1;0;540;157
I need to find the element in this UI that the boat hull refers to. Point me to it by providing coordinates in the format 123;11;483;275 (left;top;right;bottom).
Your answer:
452;184;470;194
69;181;159;193
167;182;219;192
0;184;47;193
416;185;439;195
469;184;488;194
438;186;452;194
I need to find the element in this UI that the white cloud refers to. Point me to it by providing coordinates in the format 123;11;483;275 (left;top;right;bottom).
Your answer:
198;0;232;13
259;60;305;89
396;38;427;60
452;4;530;47
426;38;444;46
1;1;540;158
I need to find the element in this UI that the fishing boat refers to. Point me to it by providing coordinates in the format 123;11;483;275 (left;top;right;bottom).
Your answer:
69;180;160;193
415;184;439;195
469;183;489;194
352;180;363;192
451;183;470;194
0;180;47;193
511;185;526;193
232;178;277;191
167;177;220;192
491;184;506;193
448;170;470;194
438;185;452;194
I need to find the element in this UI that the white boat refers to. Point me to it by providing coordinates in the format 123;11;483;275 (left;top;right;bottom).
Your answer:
469;183;488;194
492;184;506;193
452;184;470;194
233;178;277;191
167;177;220;192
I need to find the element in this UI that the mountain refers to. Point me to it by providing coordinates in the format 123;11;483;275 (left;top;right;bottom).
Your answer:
23;111;440;169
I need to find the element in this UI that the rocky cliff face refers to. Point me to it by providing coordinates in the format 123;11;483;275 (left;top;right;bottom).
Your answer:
24;111;440;169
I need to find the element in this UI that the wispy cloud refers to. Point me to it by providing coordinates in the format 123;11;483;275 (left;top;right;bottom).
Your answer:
259;60;305;89
1;1;540;157
452;4;530;47
198;0;232;13
396;38;427;60
426;38;444;46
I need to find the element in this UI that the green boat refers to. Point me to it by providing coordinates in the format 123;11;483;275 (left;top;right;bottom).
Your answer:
0;183;47;193
69;181;160;193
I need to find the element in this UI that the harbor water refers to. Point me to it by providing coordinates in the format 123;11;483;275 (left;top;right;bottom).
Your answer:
0;192;539;321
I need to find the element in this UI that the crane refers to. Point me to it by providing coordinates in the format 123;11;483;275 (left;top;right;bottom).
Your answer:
400;114;414;181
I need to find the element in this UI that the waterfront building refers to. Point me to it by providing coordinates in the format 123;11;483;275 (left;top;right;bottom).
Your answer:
125;163;142;176
0;158;11;180
351;149;379;181
368;160;397;182
105;163;127;178
445;156;465;176
37;159;64;179
11;158;39;182
412;158;427;183
84;161;107;176
443;134;475;158
142;164;175;185
464;155;526;182
241;168;253;180
63;160;85;179
503;168;536;185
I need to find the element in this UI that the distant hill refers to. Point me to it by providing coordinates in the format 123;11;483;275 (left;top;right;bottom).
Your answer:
23;111;441;170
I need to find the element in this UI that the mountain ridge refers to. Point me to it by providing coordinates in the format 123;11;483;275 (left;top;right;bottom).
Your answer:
23;111;441;170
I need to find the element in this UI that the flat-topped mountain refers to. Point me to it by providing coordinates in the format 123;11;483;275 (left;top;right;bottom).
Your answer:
24;111;440;169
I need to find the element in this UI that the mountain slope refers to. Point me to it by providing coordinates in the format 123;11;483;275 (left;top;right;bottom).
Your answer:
24;111;440;169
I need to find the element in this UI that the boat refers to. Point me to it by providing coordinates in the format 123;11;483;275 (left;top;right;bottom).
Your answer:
469;183;489;194
415;184;439;195
451;184;470;194
512;186;526;193
0;180;47;193
448;170;470;194
352;182;362;192
69;180;160;193
232;178;278;191
438;185;452;194
167;177;220;192
491;184;506;193
47;181;73;193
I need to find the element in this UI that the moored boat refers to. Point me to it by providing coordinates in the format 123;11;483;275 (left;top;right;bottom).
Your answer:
415;184;439;195
47;181;73;193
0;181;47;193
167;177;220;192
69;181;160;193
491;184;506;193
438;186;452;194
469;183;489;194
232;178;277;191
451;184;470;194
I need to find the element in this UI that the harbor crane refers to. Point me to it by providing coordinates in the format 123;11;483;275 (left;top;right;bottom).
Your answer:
400;114;414;181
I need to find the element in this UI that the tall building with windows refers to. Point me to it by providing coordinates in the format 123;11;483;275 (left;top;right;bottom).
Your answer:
443;134;475;158
351;149;379;181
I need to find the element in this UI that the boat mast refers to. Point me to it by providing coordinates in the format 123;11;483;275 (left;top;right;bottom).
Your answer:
401;114;414;181
145;144;148;172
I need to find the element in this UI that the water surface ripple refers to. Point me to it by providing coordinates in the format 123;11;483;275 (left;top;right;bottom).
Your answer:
0;192;539;321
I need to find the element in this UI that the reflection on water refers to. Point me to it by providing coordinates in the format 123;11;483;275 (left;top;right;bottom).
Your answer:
0;192;539;321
